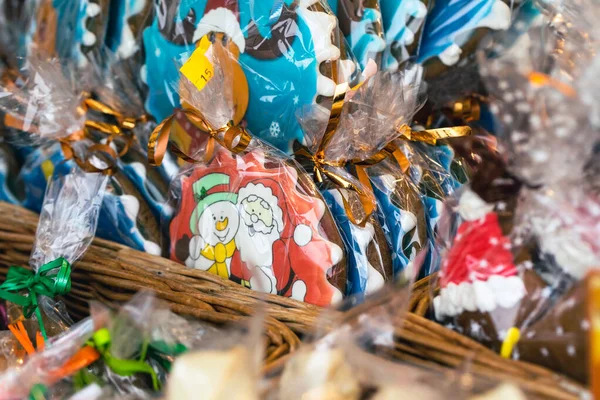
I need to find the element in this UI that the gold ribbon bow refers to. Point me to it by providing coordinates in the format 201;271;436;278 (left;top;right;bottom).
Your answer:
294;82;376;228
147;106;251;166
3;94;143;174
351;125;472;198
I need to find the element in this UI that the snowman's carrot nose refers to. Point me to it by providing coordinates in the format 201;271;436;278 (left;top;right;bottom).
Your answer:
216;217;228;231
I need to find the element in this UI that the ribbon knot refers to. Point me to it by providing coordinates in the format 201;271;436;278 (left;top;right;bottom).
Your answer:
148;106;251;166
0;258;72;340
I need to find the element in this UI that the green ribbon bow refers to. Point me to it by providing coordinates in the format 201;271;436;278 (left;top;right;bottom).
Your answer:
0;258;72;340
88;328;161;391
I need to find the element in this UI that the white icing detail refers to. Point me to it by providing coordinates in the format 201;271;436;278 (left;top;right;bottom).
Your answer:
291;280;307;301
458;188;494;221
193;8;246;53
250;266;278;294
119;195;141;228
531;215;598;279
477;1;512;30
144;240;162;255
438;44;462;66
294;224;312;247
116;0;146;59
567;345;576;357
434;276;526;320
87;3;101;17
296;6;340;98
339;59;357;83
140;64;148;84
330;242;343;265
128;161;148;181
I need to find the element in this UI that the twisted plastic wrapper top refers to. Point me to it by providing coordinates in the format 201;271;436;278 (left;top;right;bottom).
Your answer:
320;64;424;163
167;41;347;306
142;0;361;154
28;167;107;337
0;55;87;141
30;168;107;271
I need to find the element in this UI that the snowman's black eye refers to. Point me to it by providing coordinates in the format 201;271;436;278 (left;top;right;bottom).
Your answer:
252;209;254;212
213;216;216;221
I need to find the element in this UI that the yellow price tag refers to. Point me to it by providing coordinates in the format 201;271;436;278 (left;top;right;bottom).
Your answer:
180;35;214;92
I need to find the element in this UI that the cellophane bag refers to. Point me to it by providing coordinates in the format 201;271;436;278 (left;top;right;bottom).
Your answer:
0;291;215;399
141;0;361;154
276;255;532;400
432;9;600;384
165;307;263;400
0;166;106;393
327;65;428;282
293;65;426;297
0;55;165;255
165;39;347;307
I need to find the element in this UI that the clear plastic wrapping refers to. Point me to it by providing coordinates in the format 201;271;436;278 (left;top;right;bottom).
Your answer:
432;8;600;384
141;0;360;154
323;66;429;283
0;292;215;399
164;39;346;306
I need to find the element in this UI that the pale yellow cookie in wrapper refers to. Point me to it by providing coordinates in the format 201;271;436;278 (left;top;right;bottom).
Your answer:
166;346;258;400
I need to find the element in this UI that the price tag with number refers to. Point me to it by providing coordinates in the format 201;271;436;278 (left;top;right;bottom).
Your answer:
180;35;215;92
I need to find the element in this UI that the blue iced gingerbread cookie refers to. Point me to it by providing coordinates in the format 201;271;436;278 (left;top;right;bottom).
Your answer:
379;0;428;71
143;0;351;153
24;0;110;67
367;165;428;276
322;188;392;296
105;0;153;59
417;0;511;66
327;0;385;70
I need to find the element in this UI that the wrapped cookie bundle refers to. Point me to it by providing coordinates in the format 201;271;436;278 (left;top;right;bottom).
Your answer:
142;0;360;154
277;270;531;400
157;39;346;306
432;6;600;384
0;55;167;255
0;292;215;399
0;166;106;377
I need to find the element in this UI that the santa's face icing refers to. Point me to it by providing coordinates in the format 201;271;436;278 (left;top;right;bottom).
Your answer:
236;183;284;268
198;201;239;246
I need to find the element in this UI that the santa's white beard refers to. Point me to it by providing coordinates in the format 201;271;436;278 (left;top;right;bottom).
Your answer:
235;223;280;268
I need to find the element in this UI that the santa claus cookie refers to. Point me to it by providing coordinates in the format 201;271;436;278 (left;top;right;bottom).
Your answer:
433;188;546;350
170;149;346;306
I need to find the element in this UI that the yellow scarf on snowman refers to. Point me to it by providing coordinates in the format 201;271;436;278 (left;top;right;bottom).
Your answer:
200;240;236;278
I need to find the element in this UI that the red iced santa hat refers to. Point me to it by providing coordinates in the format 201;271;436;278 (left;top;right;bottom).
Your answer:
433;189;526;320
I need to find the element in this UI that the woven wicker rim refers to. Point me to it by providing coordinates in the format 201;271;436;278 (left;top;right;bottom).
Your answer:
0;202;586;398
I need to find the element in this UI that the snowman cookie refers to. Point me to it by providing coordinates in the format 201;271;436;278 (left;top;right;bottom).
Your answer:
170;148;346;306
142;0;358;153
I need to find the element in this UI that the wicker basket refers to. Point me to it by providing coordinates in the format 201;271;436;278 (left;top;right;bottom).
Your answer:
0;202;586;398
